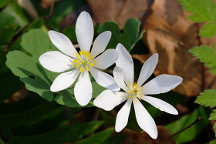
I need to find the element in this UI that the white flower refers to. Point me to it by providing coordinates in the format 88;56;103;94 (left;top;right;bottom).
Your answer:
39;11;119;106
93;44;183;139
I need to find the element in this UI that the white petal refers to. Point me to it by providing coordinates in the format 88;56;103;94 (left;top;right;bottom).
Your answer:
90;68;120;91
94;49;118;69
93;90;127;111
116;43;134;85
50;69;80;92
133;98;158;139
48;30;77;58
137;53;158;86
74;71;92;106
75;11;94;51
115;99;132;132
143;74;183;95
142;96;178;115
39;51;73;72
91;31;111;57
113;66;128;92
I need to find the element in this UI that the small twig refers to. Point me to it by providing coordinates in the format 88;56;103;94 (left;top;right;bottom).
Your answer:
172;117;202;137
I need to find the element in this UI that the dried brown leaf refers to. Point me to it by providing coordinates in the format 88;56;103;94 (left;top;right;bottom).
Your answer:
87;0;216;96
87;0;153;28
142;0;216;96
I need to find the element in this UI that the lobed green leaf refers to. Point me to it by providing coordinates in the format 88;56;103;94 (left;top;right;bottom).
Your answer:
189;46;216;74
179;0;216;22
209;109;216;120
6;29;105;107
6;29;80;106
97;18;143;51
199;23;216;38
179;0;216;37
195;90;216;107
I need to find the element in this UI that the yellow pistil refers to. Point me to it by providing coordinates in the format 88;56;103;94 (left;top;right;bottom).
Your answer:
127;82;144;100
72;50;96;72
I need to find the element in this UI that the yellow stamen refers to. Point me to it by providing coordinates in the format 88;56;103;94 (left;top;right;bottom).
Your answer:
72;50;95;72
85;65;90;71
80;67;84;72
127;82;144;100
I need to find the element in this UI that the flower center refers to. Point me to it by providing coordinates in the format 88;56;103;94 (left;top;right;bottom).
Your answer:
73;50;95;72
127;83;144;100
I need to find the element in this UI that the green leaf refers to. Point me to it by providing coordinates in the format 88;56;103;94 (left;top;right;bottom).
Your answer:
209;109;216;120
179;0;216;22
8;121;103;144
20;29;56;59
199;23;216;37
0;2;28;48
195;90;216;107
0;3;28;27
6;29;102;107
189;46;216;74
44;0;85;30
97;18;143;51
6;29;79;106
0;0;10;8
97;22;122;49
6;30;55;101
166;107;208;143
209;139;216;144
179;0;216;37
0;24;19;45
92;81;105;98
0;94;69;138
25;18;45;31
123;18;144;51
54;89;80;107
0;101;61;129
103;135;125;144
75;129;114;144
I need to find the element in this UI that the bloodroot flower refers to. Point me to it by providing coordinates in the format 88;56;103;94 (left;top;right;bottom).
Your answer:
94;44;183;139
39;11;119;106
